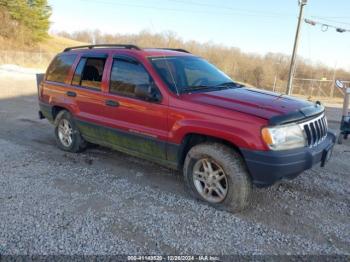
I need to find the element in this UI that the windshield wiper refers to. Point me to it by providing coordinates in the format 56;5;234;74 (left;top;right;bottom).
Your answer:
180;85;212;93
180;82;243;94
215;81;244;88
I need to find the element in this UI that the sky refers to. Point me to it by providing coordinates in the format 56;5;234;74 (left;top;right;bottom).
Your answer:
49;0;350;71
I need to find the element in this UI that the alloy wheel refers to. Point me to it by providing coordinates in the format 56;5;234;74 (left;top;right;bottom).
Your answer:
192;158;228;203
58;119;73;147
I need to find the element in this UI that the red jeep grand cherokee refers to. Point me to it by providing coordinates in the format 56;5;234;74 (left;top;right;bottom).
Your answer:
38;44;336;212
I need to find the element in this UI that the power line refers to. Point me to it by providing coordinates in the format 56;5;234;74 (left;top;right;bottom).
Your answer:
311;17;350;27
311;16;350;20
77;0;296;19
167;0;294;18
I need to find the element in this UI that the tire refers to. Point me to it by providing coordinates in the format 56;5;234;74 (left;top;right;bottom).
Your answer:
183;143;252;213
54;110;87;153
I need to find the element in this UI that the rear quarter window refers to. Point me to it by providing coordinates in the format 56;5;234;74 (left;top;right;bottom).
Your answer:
46;54;77;83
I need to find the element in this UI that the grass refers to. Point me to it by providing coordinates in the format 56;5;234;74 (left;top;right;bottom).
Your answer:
0;35;88;69
0;35;87;53
37;35;88;53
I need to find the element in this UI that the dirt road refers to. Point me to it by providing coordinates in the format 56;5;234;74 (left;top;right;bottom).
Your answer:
0;67;349;255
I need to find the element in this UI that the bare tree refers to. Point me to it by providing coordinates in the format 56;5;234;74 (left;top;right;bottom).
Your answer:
252;66;264;87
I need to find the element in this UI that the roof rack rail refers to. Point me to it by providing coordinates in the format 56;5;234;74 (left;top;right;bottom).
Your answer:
152;48;191;54
63;44;141;52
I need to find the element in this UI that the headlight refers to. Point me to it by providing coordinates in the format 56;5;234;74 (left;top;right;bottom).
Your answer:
261;124;306;150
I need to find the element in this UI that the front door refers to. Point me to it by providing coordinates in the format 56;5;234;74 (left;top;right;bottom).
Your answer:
101;56;168;161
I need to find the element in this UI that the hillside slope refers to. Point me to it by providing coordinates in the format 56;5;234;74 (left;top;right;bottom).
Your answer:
37;35;88;53
0;35;88;68
0;35;87;53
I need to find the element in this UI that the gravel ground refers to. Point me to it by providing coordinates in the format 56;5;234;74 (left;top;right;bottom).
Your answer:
0;69;349;256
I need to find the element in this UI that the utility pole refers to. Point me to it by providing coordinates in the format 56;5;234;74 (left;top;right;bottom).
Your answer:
330;62;337;98
286;0;308;95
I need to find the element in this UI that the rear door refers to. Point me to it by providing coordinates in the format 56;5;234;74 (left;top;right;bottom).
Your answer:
101;55;168;161
69;53;108;139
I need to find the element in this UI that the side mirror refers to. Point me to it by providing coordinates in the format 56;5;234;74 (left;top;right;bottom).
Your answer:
135;83;161;102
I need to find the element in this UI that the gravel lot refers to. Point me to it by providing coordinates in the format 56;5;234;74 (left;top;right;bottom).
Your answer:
0;67;349;256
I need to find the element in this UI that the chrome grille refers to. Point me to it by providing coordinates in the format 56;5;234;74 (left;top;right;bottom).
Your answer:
299;114;328;147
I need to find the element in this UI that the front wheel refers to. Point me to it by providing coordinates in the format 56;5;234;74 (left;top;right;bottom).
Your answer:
54;110;87;153
183;143;252;213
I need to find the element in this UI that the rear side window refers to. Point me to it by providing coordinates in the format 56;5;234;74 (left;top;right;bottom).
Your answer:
110;59;151;97
72;57;106;90
46;54;77;83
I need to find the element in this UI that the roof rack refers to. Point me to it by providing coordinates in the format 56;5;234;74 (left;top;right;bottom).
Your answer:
63;44;141;52
152;48;191;53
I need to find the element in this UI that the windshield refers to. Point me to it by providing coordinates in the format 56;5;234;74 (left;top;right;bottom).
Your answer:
149;56;238;94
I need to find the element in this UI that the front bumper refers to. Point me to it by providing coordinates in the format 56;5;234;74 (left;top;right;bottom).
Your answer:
241;132;336;187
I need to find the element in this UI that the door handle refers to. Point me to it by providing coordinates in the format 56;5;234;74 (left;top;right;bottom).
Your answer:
66;91;77;97
105;100;119;107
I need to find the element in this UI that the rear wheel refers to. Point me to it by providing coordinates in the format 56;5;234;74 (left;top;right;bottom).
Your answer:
183;143;252;212
54;110;87;153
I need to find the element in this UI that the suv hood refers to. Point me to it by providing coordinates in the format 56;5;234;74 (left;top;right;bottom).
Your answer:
181;87;319;122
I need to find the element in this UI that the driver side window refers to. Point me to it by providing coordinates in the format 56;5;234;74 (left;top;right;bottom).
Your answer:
110;59;151;98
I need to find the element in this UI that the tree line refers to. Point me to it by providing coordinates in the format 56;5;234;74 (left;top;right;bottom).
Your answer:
0;0;51;44
57;30;349;97
0;0;348;98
